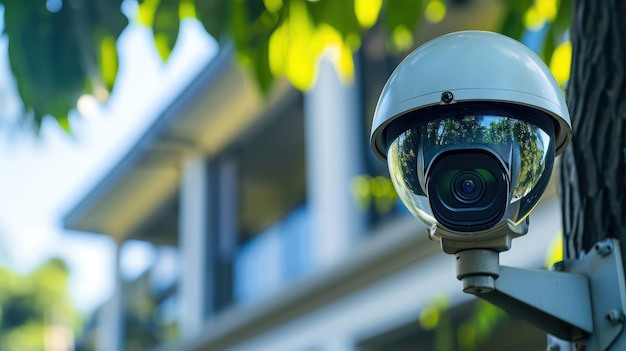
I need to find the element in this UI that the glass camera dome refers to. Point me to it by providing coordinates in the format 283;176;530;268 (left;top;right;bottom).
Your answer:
386;104;555;234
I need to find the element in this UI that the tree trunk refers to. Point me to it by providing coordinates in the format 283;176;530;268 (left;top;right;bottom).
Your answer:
561;0;626;262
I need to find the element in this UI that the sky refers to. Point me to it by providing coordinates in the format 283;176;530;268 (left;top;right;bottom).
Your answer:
0;6;217;312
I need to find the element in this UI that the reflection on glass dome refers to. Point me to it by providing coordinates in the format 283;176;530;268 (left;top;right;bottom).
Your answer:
387;112;554;233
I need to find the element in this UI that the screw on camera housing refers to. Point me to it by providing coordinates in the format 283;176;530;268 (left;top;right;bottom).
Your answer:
441;91;454;104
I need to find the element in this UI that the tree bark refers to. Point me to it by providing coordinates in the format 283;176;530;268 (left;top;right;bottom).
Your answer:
561;0;626;262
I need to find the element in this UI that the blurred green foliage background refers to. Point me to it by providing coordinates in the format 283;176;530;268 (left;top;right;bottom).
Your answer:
0;258;78;351
0;0;572;130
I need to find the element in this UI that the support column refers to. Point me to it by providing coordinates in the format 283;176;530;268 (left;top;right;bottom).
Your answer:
97;241;124;351
179;154;214;339
304;55;367;266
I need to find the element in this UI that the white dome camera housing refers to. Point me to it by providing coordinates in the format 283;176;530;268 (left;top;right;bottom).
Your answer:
370;31;572;254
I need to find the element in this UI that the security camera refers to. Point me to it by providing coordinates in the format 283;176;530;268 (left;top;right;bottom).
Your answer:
370;31;573;254
369;32;626;346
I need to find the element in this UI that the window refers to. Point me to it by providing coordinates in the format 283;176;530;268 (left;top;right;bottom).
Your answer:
225;92;314;304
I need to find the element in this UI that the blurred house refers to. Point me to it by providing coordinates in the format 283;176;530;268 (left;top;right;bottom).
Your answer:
64;1;562;350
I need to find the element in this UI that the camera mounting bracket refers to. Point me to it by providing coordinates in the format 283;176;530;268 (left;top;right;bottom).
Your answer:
438;218;529;254
456;238;626;350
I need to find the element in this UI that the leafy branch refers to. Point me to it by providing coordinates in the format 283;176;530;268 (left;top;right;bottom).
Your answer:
0;0;572;132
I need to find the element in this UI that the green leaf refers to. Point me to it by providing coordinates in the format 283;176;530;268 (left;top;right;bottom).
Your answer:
87;0;128;38
552;0;573;35
4;2;85;127
83;1;127;94
498;0;533;41
243;0;266;24
99;35;119;92
56;115;72;133
355;0;383;29
384;0;425;51
542;0;573;64
153;0;181;61
249;30;273;94
230;0;252;50
139;0;159;26
306;0;360;42
2;0;127;130
542;27;556;65
195;0;231;40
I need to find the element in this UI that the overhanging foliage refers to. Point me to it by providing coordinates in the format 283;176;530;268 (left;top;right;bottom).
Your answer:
0;0;572;131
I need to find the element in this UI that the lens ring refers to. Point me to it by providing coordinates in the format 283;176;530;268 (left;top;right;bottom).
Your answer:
451;171;485;203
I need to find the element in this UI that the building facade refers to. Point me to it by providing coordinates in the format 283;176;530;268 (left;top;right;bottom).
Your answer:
64;2;563;350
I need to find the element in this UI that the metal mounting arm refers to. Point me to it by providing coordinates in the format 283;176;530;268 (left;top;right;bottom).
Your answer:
455;239;626;350
479;266;592;340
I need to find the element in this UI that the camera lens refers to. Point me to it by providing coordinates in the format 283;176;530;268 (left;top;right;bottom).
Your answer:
460;179;475;194
427;150;508;232
439;169;491;207
452;171;484;203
